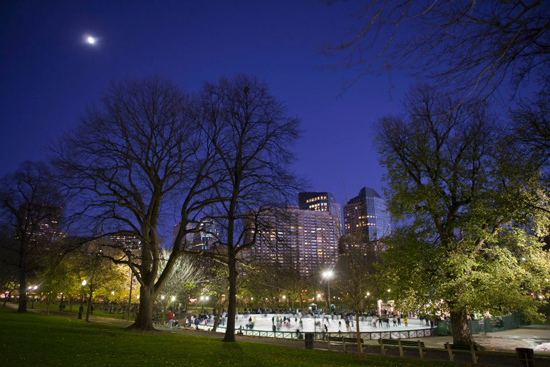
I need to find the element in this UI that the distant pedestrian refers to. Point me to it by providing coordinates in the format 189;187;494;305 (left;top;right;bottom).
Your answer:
167;310;175;329
404;317;408;327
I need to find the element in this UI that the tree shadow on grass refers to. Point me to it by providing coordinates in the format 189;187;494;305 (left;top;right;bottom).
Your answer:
219;342;262;366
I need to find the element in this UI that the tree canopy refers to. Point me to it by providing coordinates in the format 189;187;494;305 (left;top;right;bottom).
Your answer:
375;84;550;345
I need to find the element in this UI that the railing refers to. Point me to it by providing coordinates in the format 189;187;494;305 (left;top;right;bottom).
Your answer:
206;326;436;340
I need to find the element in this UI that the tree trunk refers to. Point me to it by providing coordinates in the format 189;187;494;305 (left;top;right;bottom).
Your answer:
130;285;155;331
223;251;237;342
17;267;27;313
450;309;473;346
355;309;362;360
85;286;93;322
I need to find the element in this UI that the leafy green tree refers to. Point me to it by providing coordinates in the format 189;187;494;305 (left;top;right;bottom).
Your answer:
376;84;550;345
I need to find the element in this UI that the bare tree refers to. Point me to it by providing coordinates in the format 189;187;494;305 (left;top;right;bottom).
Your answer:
157;248;205;317
326;1;550;99
0;161;63;313
190;75;301;342
335;234;371;360
53;76;220;331
510;89;550;181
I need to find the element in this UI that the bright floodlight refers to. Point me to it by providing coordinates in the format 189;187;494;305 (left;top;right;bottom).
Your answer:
322;270;334;279
366;292;370;296
161;295;165;300
33;286;38;290
82;280;87;286
282;295;286;299
86;36;96;44
171;296;176;302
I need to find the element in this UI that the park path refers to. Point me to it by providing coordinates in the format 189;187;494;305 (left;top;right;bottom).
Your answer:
6;303;550;366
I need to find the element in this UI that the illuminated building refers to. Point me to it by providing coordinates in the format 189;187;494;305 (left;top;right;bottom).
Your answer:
343;187;391;241
252;192;342;275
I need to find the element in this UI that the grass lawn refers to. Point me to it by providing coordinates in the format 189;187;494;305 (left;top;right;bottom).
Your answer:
0;308;457;367
24;301;132;321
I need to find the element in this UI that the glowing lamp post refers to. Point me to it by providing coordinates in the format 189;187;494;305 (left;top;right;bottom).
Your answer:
78;280;87;319
322;270;334;311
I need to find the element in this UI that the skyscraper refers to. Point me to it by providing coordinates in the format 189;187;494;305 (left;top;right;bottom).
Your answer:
252;192;342;275
172;219;220;252
298;191;342;230
343;187;391;241
252;207;341;275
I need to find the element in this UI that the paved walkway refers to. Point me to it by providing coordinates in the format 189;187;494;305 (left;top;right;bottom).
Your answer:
7;303;550;366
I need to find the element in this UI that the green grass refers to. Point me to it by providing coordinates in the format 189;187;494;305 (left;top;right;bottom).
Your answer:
25;301;132;320
0;307;457;367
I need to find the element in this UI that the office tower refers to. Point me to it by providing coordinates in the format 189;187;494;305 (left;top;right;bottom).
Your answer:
252;192;342;275
172;219;220;251
343;187;391;241
253;207;341;275
298;191;341;229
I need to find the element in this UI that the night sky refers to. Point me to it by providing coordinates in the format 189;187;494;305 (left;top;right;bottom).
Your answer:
1;0;414;217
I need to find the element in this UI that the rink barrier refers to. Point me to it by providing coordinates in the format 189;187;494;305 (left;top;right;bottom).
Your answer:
209;326;436;340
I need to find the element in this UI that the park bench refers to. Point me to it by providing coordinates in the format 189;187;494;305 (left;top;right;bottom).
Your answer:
378;339;426;358
445;342;478;364
327;336;363;352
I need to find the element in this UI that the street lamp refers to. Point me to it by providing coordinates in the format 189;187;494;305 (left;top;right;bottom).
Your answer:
78;280;87;319
322;270;334;311
27;285;38;308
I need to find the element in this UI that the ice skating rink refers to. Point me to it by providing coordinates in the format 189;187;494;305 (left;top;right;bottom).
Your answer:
203;313;432;333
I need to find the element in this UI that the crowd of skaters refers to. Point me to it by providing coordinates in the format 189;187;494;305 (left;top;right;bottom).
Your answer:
157;306;439;332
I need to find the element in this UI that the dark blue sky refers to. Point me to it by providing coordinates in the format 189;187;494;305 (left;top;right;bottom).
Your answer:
1;0;413;212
